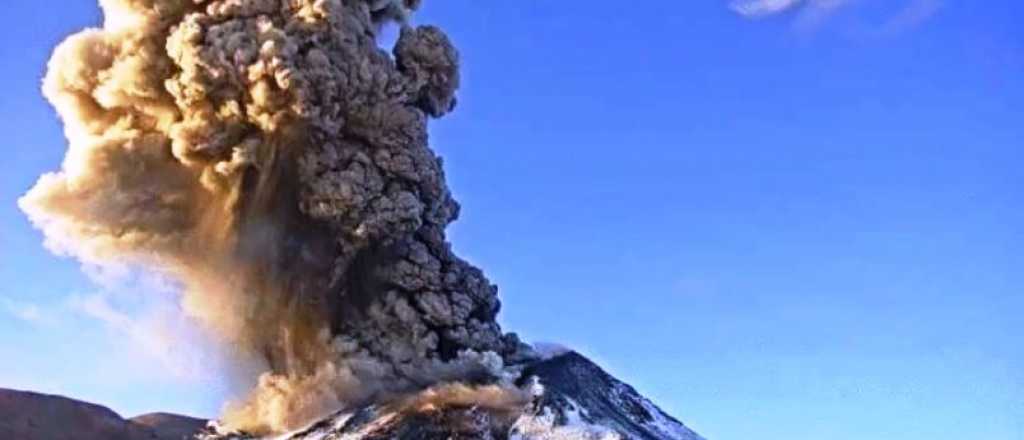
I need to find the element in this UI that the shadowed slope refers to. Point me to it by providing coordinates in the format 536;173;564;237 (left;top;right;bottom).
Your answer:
0;388;206;440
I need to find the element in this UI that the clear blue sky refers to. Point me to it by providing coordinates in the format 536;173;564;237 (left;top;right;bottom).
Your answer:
1;1;1021;439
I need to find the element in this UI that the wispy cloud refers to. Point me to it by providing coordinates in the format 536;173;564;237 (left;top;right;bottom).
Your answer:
65;288;223;382
875;0;944;36
67;293;135;332
730;0;943;35
730;0;802;17
730;0;850;18
730;0;854;34
2;298;57;327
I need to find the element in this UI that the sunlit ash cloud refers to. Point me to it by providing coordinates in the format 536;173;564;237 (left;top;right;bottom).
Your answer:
19;0;532;435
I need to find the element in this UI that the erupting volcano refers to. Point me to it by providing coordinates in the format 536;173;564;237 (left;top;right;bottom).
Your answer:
19;1;703;438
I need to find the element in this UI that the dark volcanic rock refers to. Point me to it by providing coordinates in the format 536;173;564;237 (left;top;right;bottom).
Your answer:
0;388;206;440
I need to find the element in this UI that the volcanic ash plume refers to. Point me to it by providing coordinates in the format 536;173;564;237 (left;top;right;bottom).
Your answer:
21;0;531;434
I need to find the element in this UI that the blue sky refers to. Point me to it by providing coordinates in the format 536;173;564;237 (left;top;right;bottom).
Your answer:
1;1;1021;439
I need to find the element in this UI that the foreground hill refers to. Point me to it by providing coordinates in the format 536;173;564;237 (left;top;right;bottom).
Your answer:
0;388;206;440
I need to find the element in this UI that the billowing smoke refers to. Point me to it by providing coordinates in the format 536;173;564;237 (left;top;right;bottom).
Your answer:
21;0;532;434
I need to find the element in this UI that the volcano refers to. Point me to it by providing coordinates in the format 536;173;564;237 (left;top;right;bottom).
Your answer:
0;351;703;440
17;1;706;438
202;351;706;439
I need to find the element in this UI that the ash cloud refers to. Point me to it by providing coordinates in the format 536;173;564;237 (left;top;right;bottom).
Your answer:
22;0;531;434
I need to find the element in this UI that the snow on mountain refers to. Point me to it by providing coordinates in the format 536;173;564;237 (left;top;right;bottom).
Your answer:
200;352;703;440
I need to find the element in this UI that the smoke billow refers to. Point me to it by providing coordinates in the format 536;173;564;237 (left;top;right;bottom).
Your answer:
22;0;532;434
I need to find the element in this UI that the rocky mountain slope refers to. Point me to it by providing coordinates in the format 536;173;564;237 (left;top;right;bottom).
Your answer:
132;413;210;440
0;388;206;440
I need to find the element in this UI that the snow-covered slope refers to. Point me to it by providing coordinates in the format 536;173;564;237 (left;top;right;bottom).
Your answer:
513;352;703;440
200;352;704;440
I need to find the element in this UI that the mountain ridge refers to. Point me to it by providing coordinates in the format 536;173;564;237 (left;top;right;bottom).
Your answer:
0;387;206;440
